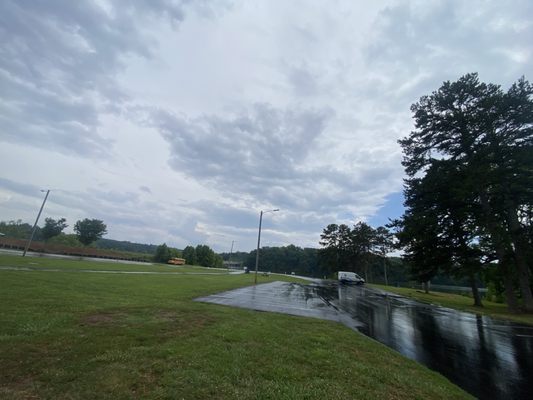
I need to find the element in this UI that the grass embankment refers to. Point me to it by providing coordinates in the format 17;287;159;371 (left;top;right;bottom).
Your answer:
0;253;227;274
0;255;471;399
370;283;533;326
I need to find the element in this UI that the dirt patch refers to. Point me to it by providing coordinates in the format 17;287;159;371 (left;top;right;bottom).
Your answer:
156;312;218;340
154;310;178;321
80;309;217;334
0;377;40;400
80;311;126;326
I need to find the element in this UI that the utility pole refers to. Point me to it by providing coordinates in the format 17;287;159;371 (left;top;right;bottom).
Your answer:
228;240;235;271
254;209;279;284
23;189;50;257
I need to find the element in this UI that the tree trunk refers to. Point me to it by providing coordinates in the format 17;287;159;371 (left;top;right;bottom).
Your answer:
383;258;388;286
502;264;519;313
479;191;520;312
423;281;430;294
505;203;533;312
469;273;483;307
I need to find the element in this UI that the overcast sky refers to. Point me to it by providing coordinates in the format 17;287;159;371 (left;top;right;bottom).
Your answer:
1;0;531;252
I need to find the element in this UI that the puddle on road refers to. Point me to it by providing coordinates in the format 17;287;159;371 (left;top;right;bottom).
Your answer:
196;281;363;330
196;281;533;400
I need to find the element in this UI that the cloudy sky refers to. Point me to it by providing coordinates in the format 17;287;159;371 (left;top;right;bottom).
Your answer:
1;0;531;252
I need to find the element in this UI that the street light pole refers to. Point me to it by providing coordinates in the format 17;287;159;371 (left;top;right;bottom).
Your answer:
254;208;279;284
23;189;50;257
228;240;235;271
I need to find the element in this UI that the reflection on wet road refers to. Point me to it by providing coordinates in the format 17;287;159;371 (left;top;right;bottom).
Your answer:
197;281;533;400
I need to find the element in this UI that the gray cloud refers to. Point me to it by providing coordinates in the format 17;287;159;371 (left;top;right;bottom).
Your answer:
0;177;42;199
132;101;405;250
364;0;533;106
137;104;342;210
0;0;200;156
287;65;320;97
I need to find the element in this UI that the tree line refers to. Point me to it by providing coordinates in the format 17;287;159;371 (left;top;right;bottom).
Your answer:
153;243;224;268
318;222;394;283
217;242;407;283
1;219;224;267
0;218;107;246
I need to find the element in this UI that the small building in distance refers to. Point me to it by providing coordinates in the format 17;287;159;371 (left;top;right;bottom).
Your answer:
223;261;243;269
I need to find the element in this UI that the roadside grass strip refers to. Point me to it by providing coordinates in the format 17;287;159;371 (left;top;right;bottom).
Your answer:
370;283;533;326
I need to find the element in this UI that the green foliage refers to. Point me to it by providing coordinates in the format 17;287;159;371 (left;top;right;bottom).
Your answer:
74;219;107;246
485;283;505;304
182;246;197;265
245;245;326;277
195;244;218;268
154;243;171;263
214;253;224;268
170;247;182;258
41;217;68;241
318;222;394;280
219;251;249;263
47;233;83;247
393;161;484;285
0;220;41;240
94;238;159;254
397;73;533;311
153;244;182;263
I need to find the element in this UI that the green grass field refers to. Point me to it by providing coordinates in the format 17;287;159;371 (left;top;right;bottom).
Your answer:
0;253;231;273
370;284;533;326
0;255;472;399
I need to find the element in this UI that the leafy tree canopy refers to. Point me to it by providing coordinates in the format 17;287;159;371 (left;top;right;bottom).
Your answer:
0;220;41;240
182;246;197;265
74;219;107;246
154;243;171;263
397;73;533;311
42;217;68;241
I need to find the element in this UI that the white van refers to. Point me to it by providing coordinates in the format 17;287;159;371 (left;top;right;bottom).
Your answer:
338;271;365;285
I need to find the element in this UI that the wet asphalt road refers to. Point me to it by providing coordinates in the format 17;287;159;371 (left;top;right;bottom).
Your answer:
197;281;533;400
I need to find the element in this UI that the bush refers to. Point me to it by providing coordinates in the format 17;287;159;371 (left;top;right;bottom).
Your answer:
486;283;504;303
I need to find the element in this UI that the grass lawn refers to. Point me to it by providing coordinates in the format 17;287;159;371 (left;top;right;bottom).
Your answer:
0;253;229;273
370;283;533;326
0;255;472;399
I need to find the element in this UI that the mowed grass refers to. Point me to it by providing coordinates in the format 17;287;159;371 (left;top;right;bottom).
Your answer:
370;284;533;326
0;253;229;273
0;256;472;399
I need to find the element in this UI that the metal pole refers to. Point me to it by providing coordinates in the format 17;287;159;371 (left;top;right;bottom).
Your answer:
253;209;278;284
254;211;263;284
228;240;235;271
23;189;50;257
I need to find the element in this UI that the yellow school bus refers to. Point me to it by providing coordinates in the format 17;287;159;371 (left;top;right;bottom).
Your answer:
167;257;186;265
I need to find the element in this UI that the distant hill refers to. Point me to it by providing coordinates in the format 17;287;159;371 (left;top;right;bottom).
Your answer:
94;238;160;254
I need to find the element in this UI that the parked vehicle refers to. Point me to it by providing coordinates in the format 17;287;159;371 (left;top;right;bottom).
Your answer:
338;271;365;285
168;257;186;265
